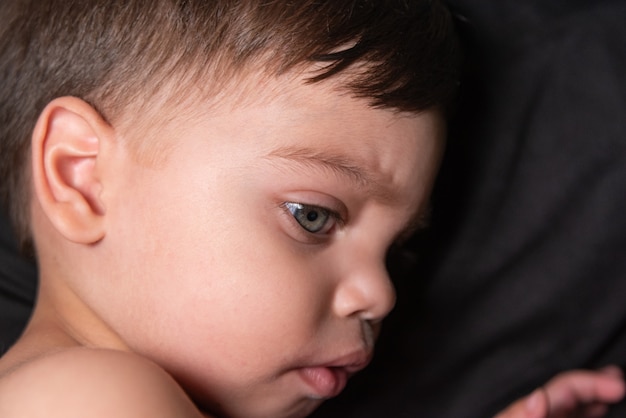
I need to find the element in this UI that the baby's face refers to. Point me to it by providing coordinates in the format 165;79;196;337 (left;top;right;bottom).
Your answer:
97;73;444;417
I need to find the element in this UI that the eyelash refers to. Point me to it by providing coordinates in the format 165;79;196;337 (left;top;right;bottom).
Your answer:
281;202;343;237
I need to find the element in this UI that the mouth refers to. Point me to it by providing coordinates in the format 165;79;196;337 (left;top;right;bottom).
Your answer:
298;350;372;399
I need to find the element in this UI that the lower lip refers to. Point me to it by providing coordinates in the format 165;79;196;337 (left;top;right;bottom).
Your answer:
298;366;348;399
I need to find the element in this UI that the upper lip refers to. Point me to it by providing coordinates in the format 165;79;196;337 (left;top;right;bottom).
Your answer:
322;349;373;374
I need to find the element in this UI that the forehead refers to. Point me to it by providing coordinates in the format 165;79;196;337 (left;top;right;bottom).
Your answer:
215;74;441;216
120;69;444;196
202;68;443;146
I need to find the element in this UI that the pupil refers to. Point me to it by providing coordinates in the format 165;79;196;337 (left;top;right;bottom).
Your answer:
306;211;319;222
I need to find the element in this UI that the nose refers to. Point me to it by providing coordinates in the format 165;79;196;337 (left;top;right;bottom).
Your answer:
332;258;397;322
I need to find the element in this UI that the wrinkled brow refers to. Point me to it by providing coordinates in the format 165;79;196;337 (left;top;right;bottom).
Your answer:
265;145;395;201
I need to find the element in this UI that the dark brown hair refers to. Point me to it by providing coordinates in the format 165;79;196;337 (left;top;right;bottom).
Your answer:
0;0;460;250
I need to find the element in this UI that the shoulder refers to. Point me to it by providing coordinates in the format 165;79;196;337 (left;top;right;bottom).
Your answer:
0;348;208;418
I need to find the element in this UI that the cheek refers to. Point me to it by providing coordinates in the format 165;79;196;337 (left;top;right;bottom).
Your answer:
105;148;339;375
113;170;328;354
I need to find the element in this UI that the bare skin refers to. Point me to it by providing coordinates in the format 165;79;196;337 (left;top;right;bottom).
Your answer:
0;349;206;418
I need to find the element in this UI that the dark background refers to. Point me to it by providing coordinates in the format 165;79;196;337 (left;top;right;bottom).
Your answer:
2;1;626;417
0;211;36;355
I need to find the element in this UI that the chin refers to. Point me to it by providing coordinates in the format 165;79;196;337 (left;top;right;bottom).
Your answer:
201;394;324;418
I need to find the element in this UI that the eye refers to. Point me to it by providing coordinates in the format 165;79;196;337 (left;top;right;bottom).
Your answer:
283;202;337;234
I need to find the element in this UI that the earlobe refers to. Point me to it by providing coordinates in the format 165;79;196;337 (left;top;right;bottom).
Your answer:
31;97;113;244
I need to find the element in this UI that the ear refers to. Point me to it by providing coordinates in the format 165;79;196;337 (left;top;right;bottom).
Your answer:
31;97;114;244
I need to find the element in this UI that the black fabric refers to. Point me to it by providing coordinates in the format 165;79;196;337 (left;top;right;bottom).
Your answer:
314;1;626;417
1;1;626;417
0;211;36;354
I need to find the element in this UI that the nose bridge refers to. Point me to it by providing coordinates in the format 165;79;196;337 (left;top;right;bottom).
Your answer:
332;248;397;322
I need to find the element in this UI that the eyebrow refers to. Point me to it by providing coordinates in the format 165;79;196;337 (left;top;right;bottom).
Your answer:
265;145;394;201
